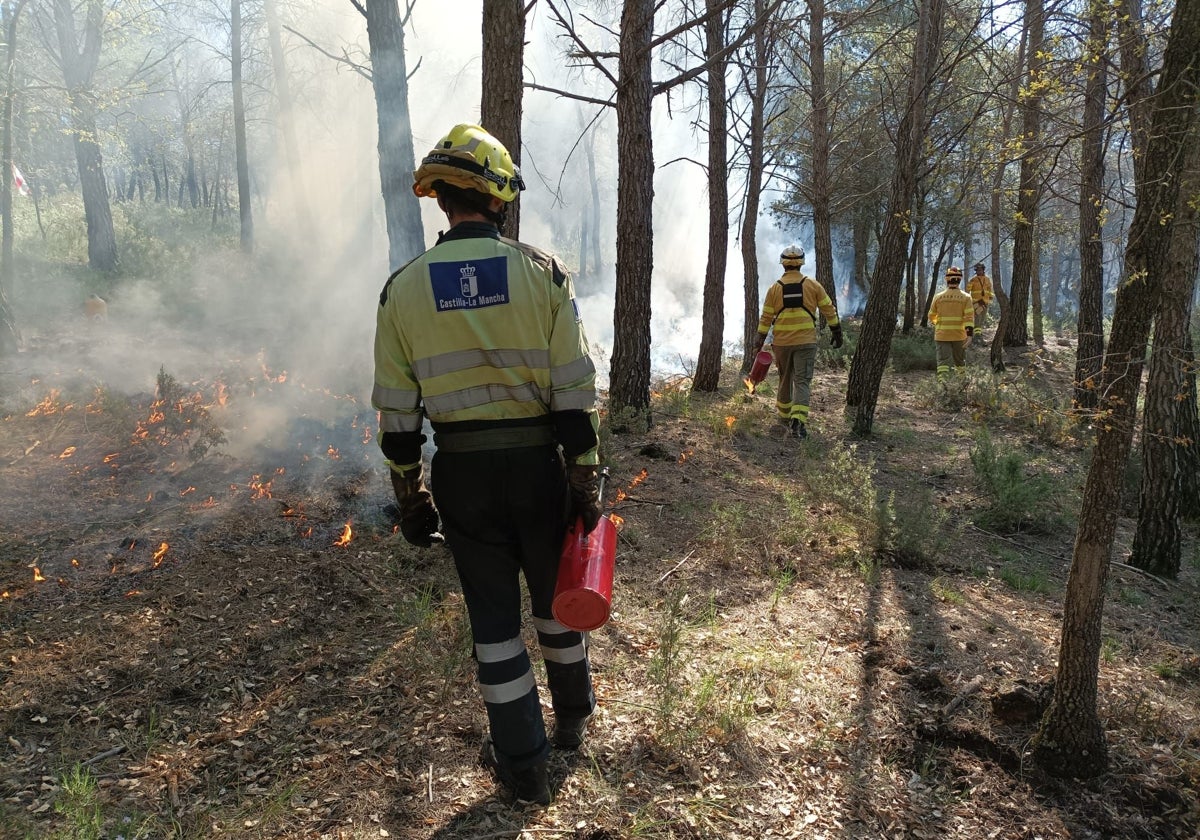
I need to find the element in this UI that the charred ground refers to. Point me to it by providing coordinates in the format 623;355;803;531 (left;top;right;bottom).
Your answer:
1;325;1198;839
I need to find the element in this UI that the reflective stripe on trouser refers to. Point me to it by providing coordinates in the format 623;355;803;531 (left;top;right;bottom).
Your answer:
936;340;966;380
430;444;594;772
775;343;817;422
533;616;594;720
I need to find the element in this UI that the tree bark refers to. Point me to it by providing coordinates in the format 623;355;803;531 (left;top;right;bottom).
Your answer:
361;0;425;271
1129;132;1200;577
1032;0;1200;776
694;0;728;392
1031;229;1043;346
1004;0;1045;347
53;0;117;271
808;0;836;307
739;0;767;376
1074;0;1108;408
845;0;945;434
231;0;253;253
608;0;656;424
481;0;525;240
0;0;28;355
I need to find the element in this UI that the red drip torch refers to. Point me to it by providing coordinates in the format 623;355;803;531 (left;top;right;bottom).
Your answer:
745;347;774;393
553;466;617;632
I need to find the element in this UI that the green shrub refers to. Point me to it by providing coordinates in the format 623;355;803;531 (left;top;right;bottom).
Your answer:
970;428;1055;532
874;487;955;568
890;330;936;372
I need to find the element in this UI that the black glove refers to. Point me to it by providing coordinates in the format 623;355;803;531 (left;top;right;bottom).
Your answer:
965;326;975;338
390;467;443;547
751;334;765;355
567;463;602;534
830;326;844;349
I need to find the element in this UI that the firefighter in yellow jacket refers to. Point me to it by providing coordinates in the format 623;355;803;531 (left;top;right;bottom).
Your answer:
751;246;842;439
966;262;993;327
929;266;975;380
373;124;599;806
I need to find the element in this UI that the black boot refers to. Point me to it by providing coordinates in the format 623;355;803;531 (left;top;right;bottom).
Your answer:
553;713;592;749
481;740;552;805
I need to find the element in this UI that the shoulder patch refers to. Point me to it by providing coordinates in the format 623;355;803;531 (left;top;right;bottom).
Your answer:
499;237;570;288
379;256;420;307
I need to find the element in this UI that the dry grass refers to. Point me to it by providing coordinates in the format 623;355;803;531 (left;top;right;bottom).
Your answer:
1;331;1198;839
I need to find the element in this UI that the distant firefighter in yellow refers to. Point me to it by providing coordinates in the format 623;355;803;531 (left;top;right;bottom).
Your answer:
929;266;974;380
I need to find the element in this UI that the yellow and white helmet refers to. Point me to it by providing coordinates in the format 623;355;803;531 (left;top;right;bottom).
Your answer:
780;245;805;267
413;124;525;203
945;266;963;284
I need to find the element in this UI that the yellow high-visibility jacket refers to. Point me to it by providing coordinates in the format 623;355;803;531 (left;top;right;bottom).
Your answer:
756;270;839;347
966;273;994;306
373;222;599;470
930;287;975;341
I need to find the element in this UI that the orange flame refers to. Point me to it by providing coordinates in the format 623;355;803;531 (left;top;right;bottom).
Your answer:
327;446;341;460
58;446;76;459
612;488;628;506
32;567;45;582
125;590;142;597
743;377;756;394
609;513;625;529
629;468;648;488
249;475;273;500
215;381;229;407
300;526;313;538
103;453;119;463
333;522;353;547
152;542;169;567
1;591;9;599
180;486;196;497
275;467;286;476
145;492;153;502
26;390;65;417
725;415;736;429
678;449;693;463
71;558;80;567
362;428;373;445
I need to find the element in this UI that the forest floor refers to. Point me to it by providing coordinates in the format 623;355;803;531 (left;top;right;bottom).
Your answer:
1;322;1198;840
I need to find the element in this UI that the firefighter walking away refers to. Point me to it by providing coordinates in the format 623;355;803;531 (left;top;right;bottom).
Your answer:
929;266;975;380
751;246;842;439
372;123;601;806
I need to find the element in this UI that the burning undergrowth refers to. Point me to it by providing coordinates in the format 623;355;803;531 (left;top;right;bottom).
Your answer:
0;353;389;605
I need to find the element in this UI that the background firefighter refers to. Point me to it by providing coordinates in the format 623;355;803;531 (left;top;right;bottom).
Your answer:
966;262;994;330
929;265;975;380
371;124;601;806
751;246;842;439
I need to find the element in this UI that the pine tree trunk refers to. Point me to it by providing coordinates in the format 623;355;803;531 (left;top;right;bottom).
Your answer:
809;0;836;307
845;0;944;434
1004;0;1045;347
694;0;728;393
1075;0;1108;408
231;0;253;253
1;0;27;349
481;0;525;239
608;0;655;424
1031;231;1044;346
1129;135;1200;577
1033;0;1200;775
740;0;767;376
362;0;425;270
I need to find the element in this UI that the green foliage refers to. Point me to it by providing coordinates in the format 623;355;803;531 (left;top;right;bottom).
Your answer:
969;428;1056;533
874;487;955;568
140;367;226;461
649;375;692;418
649;588;689;739
999;564;1053;594
818;324;857;369
55;766;102;840
890;331;937;372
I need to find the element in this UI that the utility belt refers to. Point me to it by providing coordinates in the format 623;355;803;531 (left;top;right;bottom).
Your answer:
433;422;556;453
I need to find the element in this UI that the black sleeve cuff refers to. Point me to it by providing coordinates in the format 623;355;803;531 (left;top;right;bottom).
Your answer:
552;410;598;461
380;431;425;466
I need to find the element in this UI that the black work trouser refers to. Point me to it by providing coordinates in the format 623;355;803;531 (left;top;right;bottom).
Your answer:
431;444;595;771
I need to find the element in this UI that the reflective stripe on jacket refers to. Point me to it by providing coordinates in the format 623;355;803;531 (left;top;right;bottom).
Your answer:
757;270;839;347
930;287;975;341
373;222;598;465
